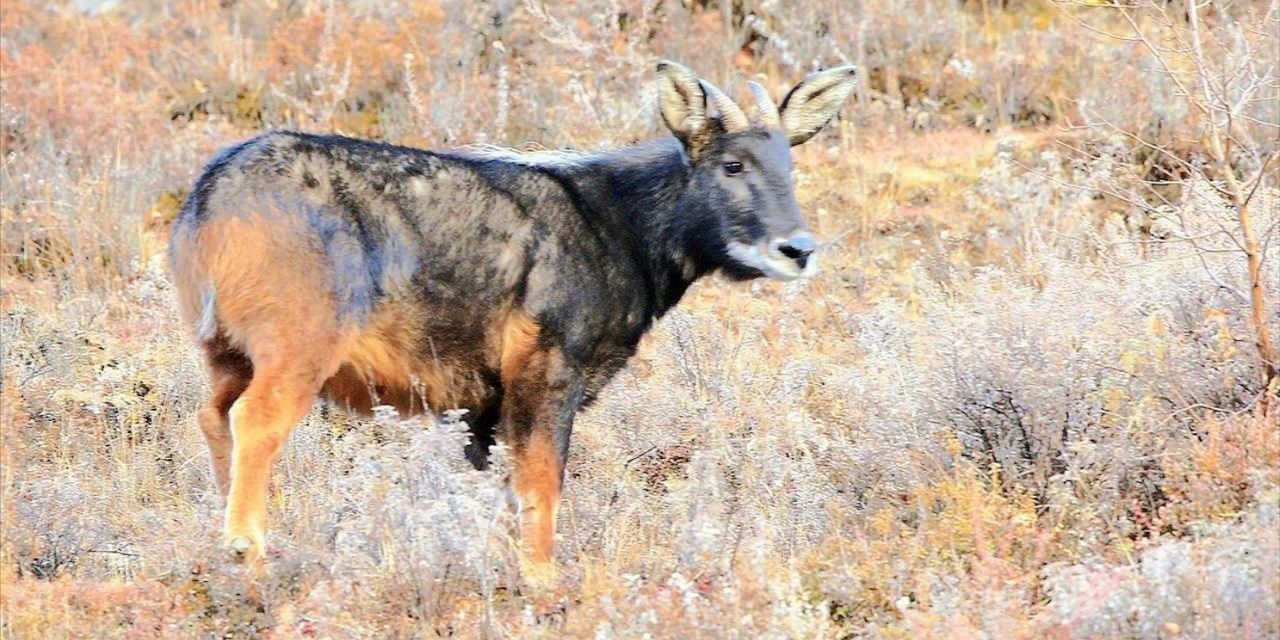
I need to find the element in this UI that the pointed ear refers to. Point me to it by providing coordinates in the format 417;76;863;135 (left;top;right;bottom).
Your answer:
779;65;858;146
655;60;709;150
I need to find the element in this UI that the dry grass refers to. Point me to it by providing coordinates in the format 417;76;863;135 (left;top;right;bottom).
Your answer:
2;1;1278;638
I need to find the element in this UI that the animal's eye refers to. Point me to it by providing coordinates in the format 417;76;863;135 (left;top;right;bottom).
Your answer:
723;161;744;176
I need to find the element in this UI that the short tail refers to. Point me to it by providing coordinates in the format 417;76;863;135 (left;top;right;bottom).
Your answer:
169;215;220;344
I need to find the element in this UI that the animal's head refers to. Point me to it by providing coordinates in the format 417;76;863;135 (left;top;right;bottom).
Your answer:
656;60;856;281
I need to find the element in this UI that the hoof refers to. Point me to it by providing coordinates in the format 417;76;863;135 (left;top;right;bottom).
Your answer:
225;536;257;563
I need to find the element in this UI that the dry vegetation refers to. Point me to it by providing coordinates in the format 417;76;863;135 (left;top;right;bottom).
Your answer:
2;0;1278;638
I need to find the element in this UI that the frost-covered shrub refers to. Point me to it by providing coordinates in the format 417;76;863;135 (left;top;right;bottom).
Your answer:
322;409;519;612
829;189;1276;520
10;476;115;579
967;141;1112;258
1043;497;1280;638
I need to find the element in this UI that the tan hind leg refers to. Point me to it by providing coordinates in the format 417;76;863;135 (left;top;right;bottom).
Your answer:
197;345;252;498
187;213;355;563
221;336;348;565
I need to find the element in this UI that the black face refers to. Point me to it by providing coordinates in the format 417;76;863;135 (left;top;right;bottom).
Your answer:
689;128;816;281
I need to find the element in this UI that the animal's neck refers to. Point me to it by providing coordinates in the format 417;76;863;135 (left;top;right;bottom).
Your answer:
584;138;713;318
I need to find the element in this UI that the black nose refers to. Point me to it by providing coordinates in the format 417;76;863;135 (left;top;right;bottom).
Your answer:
773;234;816;269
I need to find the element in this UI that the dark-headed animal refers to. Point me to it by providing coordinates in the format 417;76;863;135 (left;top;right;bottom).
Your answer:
169;60;857;580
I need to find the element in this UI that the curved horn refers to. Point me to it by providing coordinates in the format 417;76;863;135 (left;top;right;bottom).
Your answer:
699;80;749;133
748;81;781;128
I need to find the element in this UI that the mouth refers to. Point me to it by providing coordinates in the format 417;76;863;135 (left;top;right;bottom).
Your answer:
724;240;815;281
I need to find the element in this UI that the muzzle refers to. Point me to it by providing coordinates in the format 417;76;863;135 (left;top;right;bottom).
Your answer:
726;231;819;280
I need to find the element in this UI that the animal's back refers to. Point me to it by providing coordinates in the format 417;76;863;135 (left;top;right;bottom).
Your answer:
168;131;556;415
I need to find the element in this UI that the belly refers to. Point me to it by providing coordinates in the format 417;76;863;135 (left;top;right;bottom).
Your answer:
319;303;498;416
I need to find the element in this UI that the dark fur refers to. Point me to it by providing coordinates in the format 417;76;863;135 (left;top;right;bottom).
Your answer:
174;129;797;462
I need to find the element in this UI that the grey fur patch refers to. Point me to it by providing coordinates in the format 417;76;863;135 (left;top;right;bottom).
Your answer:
452;144;591;169
197;285;218;342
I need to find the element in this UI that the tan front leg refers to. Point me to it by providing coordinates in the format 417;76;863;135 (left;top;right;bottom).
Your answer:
497;313;582;587
513;429;562;568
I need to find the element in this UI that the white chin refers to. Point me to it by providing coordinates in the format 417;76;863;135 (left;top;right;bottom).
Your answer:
725;241;814;281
